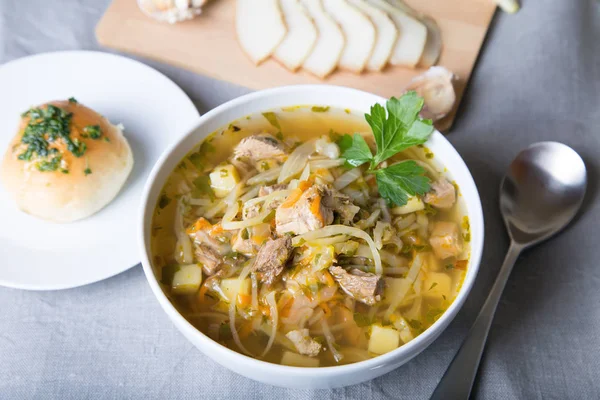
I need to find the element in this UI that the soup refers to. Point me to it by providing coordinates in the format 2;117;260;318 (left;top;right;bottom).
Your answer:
151;96;470;367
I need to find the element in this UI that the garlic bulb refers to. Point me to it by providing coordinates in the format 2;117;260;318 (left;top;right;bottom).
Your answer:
137;0;206;24
406;66;456;122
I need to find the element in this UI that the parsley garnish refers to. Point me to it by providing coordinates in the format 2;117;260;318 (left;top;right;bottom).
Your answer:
84;168;92;176
68;97;78;104
36;155;62;172
338;92;434;206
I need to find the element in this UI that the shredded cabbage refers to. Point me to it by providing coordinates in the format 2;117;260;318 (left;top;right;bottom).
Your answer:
334;168;362;190
260;291;278;357
384;253;424;320
293;225;382;275
174;198;193;264
247;167;282;185
278;140;316;183
320;319;343;362
308;158;346;170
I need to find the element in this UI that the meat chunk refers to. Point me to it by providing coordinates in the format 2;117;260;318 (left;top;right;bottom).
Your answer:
195;244;223;276
429;221;463;259
320;185;360;224
424;178;456;209
285;329;322;357
276;185;334;235
259;183;288;197
252;236;293;285
233;134;286;162
329;266;382;306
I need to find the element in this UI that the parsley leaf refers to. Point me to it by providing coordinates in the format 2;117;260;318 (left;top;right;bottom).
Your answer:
370;93;433;165
338;92;434;206
375;161;430;205
338;133;373;167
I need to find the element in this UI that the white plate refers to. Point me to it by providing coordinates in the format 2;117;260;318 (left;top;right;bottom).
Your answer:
0;51;200;290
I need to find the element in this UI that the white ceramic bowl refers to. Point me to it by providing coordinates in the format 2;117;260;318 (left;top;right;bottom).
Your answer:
139;85;484;389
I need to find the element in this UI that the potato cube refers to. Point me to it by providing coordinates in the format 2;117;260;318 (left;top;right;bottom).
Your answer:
391;196;425;215
368;325;400;355
423;272;452;300
171;264;203;295
220;278;251;302
281;351;320;367
210;164;240;198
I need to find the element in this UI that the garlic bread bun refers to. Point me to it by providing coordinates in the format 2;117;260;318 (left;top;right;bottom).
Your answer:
0;99;134;223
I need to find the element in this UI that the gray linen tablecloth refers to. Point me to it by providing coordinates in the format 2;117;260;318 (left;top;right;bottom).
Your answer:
1;1;599;399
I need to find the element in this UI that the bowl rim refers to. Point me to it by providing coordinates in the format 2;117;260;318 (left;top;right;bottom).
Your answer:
138;84;484;376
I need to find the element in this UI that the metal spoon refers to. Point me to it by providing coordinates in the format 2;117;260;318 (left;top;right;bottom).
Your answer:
430;142;587;400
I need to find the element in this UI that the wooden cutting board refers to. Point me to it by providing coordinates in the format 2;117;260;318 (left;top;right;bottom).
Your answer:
96;0;496;131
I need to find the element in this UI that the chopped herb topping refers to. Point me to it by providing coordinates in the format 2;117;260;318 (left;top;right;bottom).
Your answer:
84;168;92;176
18;104;88;165
229;124;241;132
36;155;62;172
83;125;102;139
260;161;270;171
429;282;438;290
275;132;284;140
68;97;78;104
311;106;330;113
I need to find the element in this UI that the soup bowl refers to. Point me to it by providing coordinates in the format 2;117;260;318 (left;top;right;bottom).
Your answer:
139;85;484;389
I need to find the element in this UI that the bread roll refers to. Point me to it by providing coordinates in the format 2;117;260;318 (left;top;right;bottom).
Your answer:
0;99;134;223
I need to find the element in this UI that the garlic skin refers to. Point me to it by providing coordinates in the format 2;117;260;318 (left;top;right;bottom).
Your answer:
137;0;206;24
406;66;456;122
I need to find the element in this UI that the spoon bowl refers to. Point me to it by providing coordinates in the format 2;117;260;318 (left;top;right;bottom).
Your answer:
500;142;587;246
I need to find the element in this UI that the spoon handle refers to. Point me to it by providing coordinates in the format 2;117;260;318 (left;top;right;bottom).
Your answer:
429;242;523;400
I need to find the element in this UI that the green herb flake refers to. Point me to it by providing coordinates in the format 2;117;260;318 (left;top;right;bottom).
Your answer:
408;319;423;332
193;176;215;201
61;169;69;174
262;112;281;130
260;161;271;171
68;97;78;104
220;169;229;177
275;131;284;140
104;136;110;142
36;155;62;172
353;312;371;327
344;108;351;114
423;203;438;216
188;152;204;170
445;263;454;270
229;124;241;132
84;168;92;176
158;194;171;209
83;125;102;140
311;106;330;113
161;264;180;285
429;282;438;291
